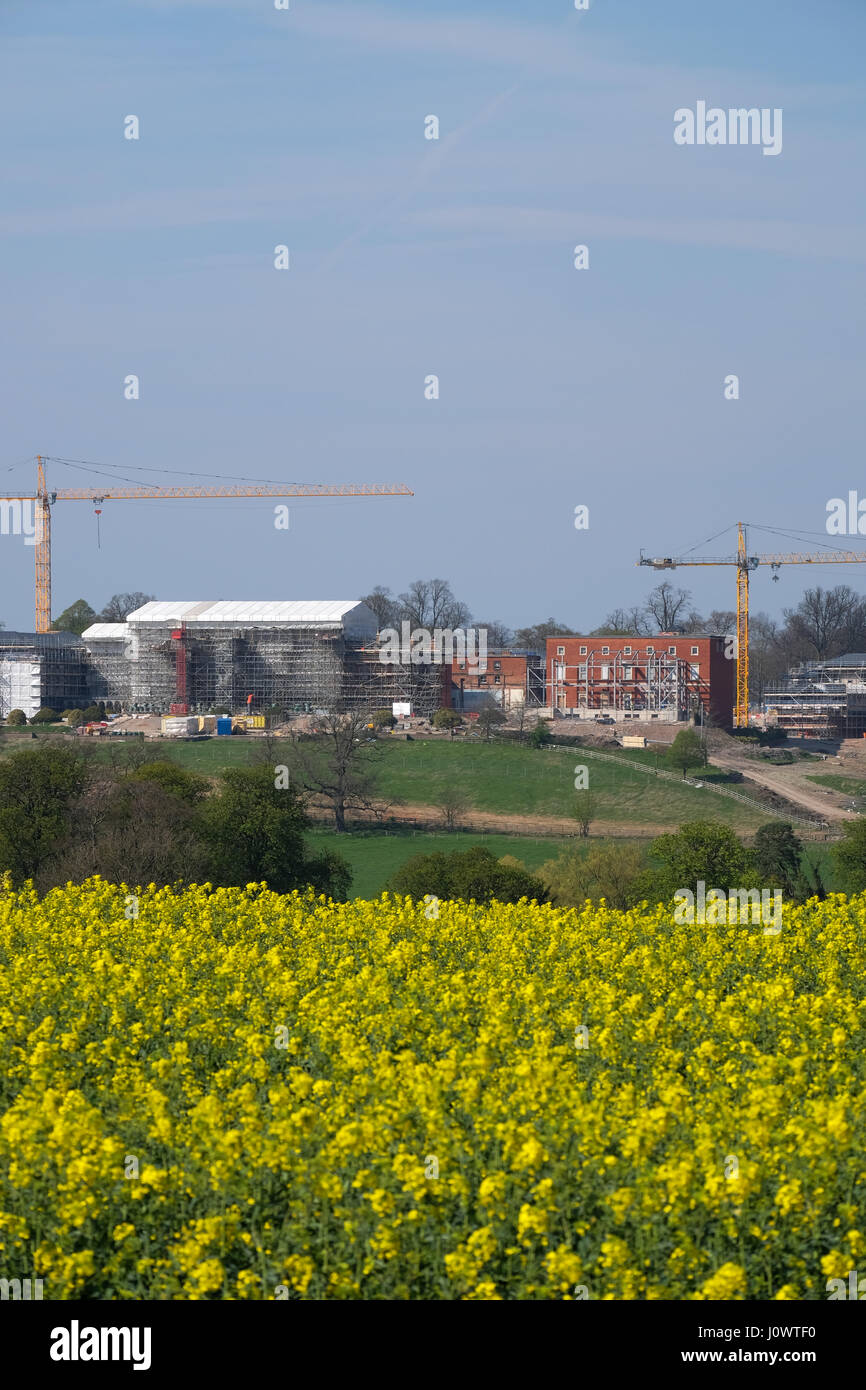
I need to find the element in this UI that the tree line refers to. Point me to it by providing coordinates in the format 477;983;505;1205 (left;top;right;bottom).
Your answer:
360;576;866;702
391;816;866;913
0;740;351;897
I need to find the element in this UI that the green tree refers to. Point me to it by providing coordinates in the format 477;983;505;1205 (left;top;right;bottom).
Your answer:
63;709;85;727
0;744;87;882
540;841;646;909
632;820;752;905
205;764;350;896
571;789;597;838
477;704;507;741
47;775;210;891
52;599;97;636
832;819;866;896
372;709;396;728
30;707;58;724
432;707;462;738
5;709;27;726
129;760;209;806
388;845;545;905
666;728;707;780
82;705;103;723
528;718;551;749
752;822;804;897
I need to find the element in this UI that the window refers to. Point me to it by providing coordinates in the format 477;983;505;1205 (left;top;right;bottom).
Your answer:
602;646;610;655
493;660;501;670
579;645;587;655
668;645;676;655
578;664;587;677
494;675;501;683
646;645;654;654
690;664;700;679
478;675;487;684
457;662;465;670
556;664;566;680
691;645;699;656
624;646;632;655
557;646;565;656
624;667;633;680
600;665;610;680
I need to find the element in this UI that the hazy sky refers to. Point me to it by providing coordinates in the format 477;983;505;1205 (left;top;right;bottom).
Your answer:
1;0;864;633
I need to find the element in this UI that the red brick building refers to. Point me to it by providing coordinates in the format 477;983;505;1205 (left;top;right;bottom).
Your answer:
545;633;734;726
446;650;545;712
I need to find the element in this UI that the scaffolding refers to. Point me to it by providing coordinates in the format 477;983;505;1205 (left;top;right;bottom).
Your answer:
763;655;866;739
549;648;708;721
87;624;445;717
0;631;91;716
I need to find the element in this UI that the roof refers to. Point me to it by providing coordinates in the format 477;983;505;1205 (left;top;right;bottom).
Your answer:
817;653;866;667
81;623;129;641
125;601;376;629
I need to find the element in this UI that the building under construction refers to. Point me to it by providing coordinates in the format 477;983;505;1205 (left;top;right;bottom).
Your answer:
545;633;734;724
0;630;91;716
80;601;446;717
762;653;866;740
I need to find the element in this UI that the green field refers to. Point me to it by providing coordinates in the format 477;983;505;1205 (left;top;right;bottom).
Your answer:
807;773;866;797
305;828;596;897
111;735;768;828
0;726;800;832
306;827;840;898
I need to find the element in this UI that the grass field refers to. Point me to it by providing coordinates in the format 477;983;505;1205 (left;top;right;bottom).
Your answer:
0;726;810;839
305;828;608;897
113;735;769;829
807;773;866;796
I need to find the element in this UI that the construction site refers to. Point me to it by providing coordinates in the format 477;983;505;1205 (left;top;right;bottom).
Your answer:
762;654;866;740
0;600;449;721
5;457;866;736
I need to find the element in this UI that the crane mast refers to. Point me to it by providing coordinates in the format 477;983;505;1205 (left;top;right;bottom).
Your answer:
639;522;866;728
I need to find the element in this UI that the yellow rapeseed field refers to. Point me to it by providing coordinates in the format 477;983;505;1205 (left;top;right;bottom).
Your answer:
0;874;864;1300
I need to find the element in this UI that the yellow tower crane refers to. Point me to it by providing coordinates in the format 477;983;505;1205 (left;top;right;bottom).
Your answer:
0;456;413;632
638;522;866;728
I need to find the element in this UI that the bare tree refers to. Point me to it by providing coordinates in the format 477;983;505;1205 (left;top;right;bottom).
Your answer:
513;618;576;649
681;608;707;634
289;710;392;832
435;786;471;830
398;578;471;631
643;581;693;632
360;586;400;631
592;605;652;637
99;592;156;622
474;619;513;648
44;777;208;890
782;585;866;661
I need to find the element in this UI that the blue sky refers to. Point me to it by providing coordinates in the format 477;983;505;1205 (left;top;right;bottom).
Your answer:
1;0;864;632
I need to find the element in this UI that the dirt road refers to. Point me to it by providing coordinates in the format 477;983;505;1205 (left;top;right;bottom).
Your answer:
708;751;855;823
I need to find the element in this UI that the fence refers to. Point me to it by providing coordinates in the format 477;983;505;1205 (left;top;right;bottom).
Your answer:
570;745;826;830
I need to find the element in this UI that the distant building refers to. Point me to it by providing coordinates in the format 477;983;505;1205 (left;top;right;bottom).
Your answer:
0;631;90;719
446;650;545;714
763;653;866;739
78;600;445;716
545;633;734;725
